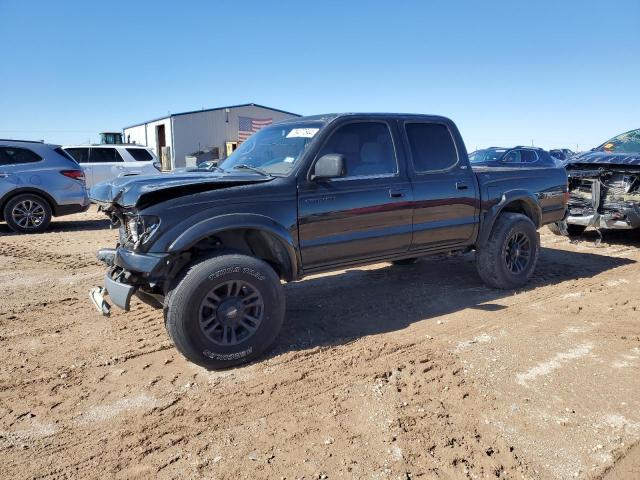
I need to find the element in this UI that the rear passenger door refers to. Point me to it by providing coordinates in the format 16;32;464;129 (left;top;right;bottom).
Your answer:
88;147;125;187
403;121;479;250
124;147;159;176
297;120;413;269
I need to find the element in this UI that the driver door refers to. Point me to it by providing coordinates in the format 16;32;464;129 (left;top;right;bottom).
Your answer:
297;121;413;269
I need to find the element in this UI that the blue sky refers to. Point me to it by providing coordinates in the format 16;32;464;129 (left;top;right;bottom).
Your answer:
0;0;638;151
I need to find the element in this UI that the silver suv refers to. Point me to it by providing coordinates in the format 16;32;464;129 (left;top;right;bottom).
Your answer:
0;140;90;233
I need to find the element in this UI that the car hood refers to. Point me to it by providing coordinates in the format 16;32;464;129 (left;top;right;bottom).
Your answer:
567;151;640;168
89;170;274;208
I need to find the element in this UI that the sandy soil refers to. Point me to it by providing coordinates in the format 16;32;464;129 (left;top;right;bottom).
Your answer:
1;209;639;479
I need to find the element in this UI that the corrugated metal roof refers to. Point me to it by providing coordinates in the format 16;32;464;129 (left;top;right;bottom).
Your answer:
123;103;300;130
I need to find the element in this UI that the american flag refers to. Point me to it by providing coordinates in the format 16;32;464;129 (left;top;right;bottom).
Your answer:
238;116;272;142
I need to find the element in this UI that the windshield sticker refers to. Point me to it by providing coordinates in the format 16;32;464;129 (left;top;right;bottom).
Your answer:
286;128;319;138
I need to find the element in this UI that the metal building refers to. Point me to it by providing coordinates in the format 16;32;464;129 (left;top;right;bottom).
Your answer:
122;103;300;170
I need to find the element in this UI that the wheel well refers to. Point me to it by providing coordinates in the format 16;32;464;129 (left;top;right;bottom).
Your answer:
188;228;294;281
500;200;539;227
0;189;55;220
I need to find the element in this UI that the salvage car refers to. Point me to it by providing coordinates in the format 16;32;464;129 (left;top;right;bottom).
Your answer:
89;113;568;369
469;146;558;167
549;128;640;236
1;139;89;233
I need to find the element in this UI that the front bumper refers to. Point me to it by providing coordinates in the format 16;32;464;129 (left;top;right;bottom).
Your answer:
90;247;169;316
99;247;170;274
566;204;640;230
90;273;136;315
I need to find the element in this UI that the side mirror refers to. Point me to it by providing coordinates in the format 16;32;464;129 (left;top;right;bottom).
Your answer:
153;161;162;171
311;154;345;180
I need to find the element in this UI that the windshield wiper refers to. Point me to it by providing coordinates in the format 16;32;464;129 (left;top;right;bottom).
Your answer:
232;164;271;176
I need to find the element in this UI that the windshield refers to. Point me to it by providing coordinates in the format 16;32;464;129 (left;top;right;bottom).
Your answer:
218;122;324;175
595;128;640;154
468;148;507;164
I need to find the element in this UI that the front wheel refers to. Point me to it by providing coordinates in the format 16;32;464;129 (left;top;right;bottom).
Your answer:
164;253;285;369
476;213;540;289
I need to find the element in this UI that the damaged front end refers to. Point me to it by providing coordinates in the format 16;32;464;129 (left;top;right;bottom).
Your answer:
89;237;175;316
88;170;274;316
563;165;640;230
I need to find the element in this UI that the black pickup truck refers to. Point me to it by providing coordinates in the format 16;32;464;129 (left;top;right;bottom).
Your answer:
90;113;568;369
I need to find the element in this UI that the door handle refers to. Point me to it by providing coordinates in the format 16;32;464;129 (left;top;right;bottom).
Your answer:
456;182;469;190
389;189;405;198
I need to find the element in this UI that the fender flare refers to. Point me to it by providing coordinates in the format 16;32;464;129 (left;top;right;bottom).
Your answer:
167;213;299;281
477;190;542;247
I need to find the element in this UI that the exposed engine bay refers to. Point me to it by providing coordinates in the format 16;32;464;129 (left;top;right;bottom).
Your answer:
565;166;640;230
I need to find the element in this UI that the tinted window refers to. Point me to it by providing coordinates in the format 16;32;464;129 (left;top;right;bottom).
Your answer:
405;123;457;171
65;147;90;163
520;150;538;163
126;148;153;161
0;147;42;165
55;147;78;163
503;150;522;163
89;148;124;163
318;122;396;177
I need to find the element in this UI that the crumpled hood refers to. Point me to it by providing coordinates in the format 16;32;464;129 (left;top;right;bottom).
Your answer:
567;151;640;168
89;170;274;208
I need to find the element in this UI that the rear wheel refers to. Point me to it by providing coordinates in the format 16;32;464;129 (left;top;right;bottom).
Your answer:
3;194;52;233
164;253;285;369
548;221;586;237
476;213;539;289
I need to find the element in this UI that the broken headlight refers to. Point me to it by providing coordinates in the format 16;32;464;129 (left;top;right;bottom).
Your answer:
126;215;161;248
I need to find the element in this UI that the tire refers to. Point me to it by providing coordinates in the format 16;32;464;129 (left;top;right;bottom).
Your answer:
392;257;419;265
475;213;540;289
164;253;285;369
548;221;586;237
3;194;52;233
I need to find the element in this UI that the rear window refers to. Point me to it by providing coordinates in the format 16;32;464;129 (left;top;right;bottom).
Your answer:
520;150;538;163
65;147;90;163
126;148;153;161
89;148;124;163
405;123;458;172
0;146;42;165
54;147;78;163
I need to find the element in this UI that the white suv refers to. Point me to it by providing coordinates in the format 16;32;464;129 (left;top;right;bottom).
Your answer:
64;145;161;189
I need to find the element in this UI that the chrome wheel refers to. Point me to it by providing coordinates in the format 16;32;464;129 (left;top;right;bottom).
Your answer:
199;280;264;346
504;232;531;274
11;199;47;230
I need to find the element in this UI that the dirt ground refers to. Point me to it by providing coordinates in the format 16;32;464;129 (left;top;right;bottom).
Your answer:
1;209;639;480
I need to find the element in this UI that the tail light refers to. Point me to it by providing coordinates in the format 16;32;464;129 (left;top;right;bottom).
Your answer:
60;169;85;181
